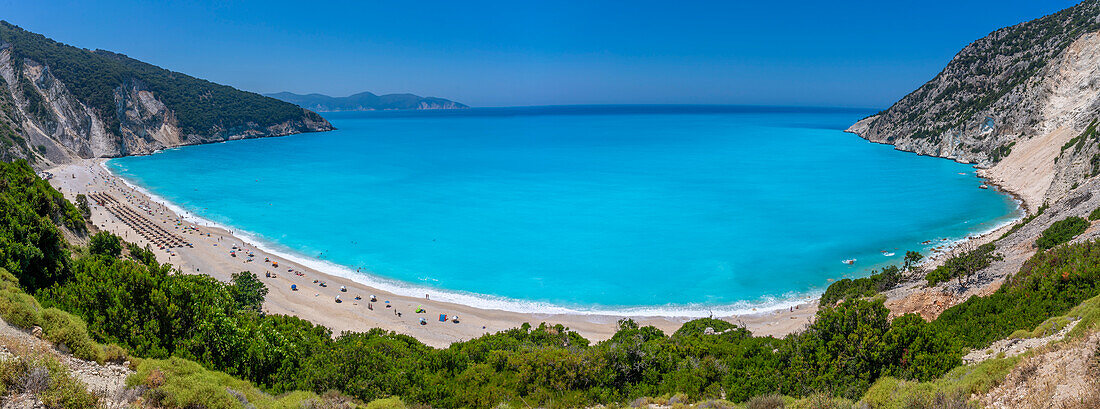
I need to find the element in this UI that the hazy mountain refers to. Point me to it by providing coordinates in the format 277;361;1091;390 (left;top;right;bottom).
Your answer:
266;91;468;112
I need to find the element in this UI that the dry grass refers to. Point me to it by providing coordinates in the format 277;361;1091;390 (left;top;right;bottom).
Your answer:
978;332;1100;408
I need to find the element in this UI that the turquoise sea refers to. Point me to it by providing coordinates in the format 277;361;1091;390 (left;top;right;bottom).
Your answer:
108;106;1020;315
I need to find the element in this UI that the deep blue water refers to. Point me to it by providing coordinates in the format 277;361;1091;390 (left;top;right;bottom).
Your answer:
108;106;1020;315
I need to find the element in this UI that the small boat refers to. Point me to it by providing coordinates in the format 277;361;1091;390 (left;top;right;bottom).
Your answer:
842;259;856;265
882;251;895;257
979;184;989;189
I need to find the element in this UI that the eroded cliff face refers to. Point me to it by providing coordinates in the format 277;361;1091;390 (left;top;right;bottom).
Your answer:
0;45;332;168
847;1;1100;211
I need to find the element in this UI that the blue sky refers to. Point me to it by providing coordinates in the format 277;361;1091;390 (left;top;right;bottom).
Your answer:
0;0;1082;108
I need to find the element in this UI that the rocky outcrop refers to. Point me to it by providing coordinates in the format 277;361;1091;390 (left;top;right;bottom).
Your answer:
847;0;1100;210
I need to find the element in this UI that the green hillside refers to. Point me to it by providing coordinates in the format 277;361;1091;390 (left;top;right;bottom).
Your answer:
0;21;326;137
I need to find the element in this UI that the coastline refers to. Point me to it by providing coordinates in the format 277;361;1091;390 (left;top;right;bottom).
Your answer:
50;159;821;347
48;151;1024;347
103;158;818;318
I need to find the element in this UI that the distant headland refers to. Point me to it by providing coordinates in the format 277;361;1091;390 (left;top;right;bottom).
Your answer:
266;91;468;112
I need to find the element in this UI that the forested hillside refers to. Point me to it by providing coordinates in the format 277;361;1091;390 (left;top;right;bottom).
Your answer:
0;21;332;167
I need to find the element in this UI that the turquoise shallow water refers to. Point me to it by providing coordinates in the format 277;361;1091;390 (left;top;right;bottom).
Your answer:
108;106;1020;315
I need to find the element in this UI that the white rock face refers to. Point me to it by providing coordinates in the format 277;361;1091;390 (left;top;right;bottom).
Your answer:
1040;32;1100;135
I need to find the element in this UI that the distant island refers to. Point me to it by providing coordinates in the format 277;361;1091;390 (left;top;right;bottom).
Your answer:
266;91;468;112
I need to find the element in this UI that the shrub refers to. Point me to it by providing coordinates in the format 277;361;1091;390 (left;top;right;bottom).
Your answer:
786;393;853;409
230;271;268;313
1089;207;1100;221
129;357;336;409
925;243;1000;285
820;265;901;307
746;394;785;409
0;357;99;409
89;231;123;258
102;344;129;363
39;365;100;409
366;397;407;409
1035;216;1089;250
39;308;104;363
932;241;1100;348
75;194;90;217
0;289;42;329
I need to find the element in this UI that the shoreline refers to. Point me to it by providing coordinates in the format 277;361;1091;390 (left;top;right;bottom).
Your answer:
50;159;821;347
48;156;1023;347
103;160;819;318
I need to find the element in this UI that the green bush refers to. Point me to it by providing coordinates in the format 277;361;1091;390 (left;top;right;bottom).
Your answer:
0;160;81;291
40;308;104;363
230;271;268;313
0;288;41;328
820;265;901;307
129;357;338;409
932;240;1100;348
366;397;407;409
925;243;1000;285
1035;216;1089;249
1089;207;1100;221
89;232;123;258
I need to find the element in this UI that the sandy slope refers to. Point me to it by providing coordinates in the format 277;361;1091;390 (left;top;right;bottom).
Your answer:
979;127;1077;213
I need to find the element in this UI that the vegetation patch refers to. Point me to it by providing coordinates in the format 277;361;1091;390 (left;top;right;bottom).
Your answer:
998;203;1048;241
129;357;353;409
1035;216;1089;250
1089;207;1100;221
860;356;1019;409
820;265;901;307
925;243;1000;285
0;355;99;408
989;141;1015;162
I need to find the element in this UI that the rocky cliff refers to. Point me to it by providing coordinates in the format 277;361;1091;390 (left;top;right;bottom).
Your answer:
846;0;1100;211
0;22;332;168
